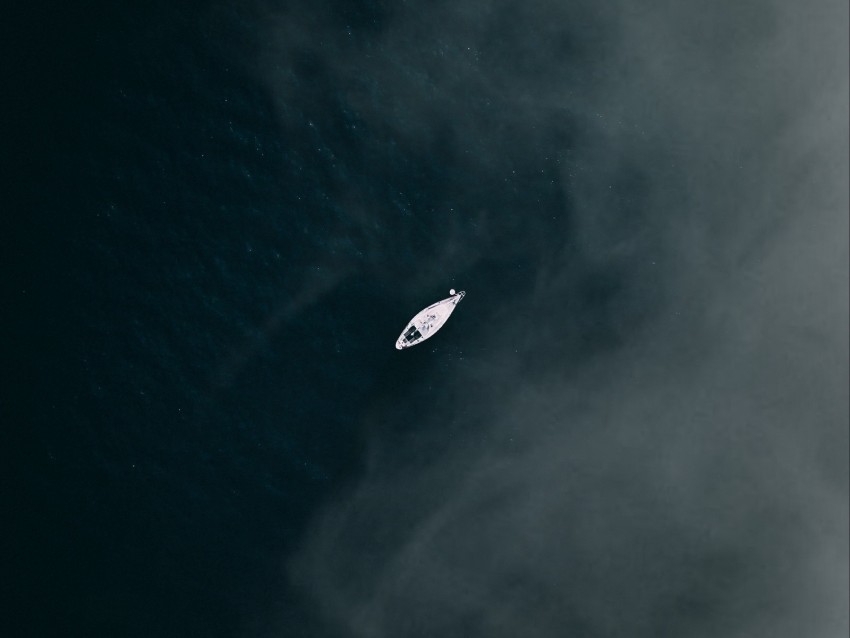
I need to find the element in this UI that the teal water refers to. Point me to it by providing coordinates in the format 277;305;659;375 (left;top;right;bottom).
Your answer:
7;2;663;636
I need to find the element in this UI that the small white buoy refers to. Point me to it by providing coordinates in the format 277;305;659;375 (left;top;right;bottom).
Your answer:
450;288;456;295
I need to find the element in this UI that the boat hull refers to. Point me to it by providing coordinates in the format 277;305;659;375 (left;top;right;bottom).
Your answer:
395;291;465;349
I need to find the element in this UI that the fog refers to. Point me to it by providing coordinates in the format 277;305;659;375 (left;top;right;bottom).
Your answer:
260;0;848;636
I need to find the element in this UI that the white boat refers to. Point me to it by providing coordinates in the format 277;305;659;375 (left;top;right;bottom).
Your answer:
395;289;466;350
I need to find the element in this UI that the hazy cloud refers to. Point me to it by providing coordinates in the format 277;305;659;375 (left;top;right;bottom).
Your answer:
259;0;848;636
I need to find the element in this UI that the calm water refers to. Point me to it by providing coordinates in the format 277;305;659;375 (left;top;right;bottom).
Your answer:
9;3;641;635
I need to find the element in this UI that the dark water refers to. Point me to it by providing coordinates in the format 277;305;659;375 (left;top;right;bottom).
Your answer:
7;2;668;636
